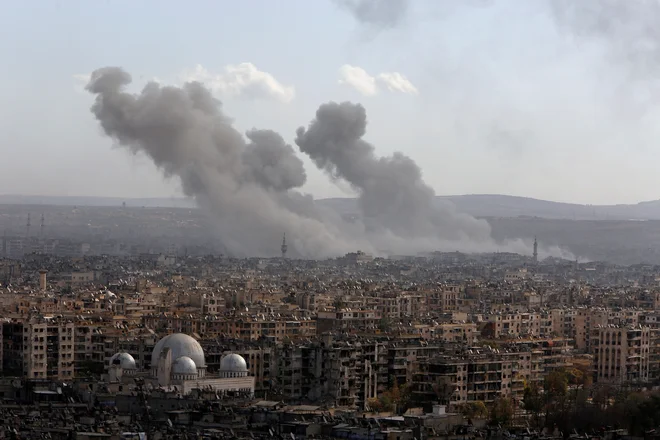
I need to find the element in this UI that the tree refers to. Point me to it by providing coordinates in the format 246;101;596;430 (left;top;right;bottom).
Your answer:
522;384;543;428
378;317;392;332
368;379;411;414
544;370;568;399
490;397;514;426
367;397;388;413
461;401;488;421
398;383;412;411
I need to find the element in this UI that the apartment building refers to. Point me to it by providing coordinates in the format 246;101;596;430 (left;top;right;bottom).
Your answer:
317;309;381;333
592;325;651;384
427;285;463;313
640;312;660;380
3;319;75;380
487;313;544;339
223;316;317;342
412;349;535;407
73;323;105;376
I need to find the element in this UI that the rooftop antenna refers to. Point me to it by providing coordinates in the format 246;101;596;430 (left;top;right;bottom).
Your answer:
26;213;31;238
281;233;288;259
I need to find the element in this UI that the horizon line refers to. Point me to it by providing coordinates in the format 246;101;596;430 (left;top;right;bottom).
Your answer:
0;193;657;208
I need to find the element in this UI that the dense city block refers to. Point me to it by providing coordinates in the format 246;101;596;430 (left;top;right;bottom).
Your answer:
1;251;660;438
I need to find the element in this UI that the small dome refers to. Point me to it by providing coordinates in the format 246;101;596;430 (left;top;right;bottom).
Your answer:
220;353;248;373
151;333;205;369
110;352;136;370
172;356;198;375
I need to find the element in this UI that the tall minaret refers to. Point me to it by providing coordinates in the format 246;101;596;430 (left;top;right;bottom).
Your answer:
26;213;31;238
40;213;45;239
533;236;538;264
281;233;288;259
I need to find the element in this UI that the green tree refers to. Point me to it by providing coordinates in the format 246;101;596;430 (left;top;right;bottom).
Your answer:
522;384;543;428
544;370;568;398
490;397;514;426
461;401;488;421
378;317;392;332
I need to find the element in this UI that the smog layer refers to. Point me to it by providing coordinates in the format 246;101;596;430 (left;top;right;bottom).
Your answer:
85;67;561;259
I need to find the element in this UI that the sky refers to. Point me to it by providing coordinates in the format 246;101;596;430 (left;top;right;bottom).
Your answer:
1;0;660;205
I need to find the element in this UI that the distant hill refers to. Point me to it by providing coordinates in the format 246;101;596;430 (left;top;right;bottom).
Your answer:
437;194;660;220
2;193;660;220
317;194;660;221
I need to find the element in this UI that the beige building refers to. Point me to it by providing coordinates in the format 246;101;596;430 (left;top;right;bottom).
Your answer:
412;350;538;408
3;319;75;380
592;325;651;383
317;309;380;333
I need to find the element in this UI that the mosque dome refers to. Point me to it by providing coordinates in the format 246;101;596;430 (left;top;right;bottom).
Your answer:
110;352;137;370
172;356;198;376
220;353;248;374
151;333;205;369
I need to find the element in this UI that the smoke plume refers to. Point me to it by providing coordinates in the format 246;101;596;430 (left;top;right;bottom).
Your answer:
334;0;409;28
295;102;491;243
86;67;366;258
86;66;550;259
242;129;307;192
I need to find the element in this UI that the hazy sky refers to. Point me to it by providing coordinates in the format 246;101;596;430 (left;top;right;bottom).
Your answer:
2;0;660;205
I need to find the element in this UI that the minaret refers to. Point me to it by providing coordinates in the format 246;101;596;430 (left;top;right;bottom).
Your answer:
281;233;288;259
40;214;45;239
533;236;538;264
26;213;31;238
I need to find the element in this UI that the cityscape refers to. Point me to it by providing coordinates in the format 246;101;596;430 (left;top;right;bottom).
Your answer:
4;0;660;438
1;232;660;438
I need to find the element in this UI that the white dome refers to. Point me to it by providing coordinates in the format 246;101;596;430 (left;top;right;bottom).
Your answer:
172;356;198;375
220;353;248;373
151;333;205;368
110;352;136;370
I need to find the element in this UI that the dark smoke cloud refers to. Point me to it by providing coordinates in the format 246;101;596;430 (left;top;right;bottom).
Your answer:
295;102;493;242
86;66;551;259
242;129;306;191
334;0;409;28
86;67;365;258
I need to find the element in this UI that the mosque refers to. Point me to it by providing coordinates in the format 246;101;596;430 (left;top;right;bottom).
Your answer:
107;333;254;396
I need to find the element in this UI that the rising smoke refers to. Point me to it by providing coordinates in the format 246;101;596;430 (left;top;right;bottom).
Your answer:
86;66;561;259
86;67;366;258
295;102;491;243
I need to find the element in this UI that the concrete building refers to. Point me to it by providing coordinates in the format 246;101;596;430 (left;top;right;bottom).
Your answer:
2;319;75;380
592;325;651;384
